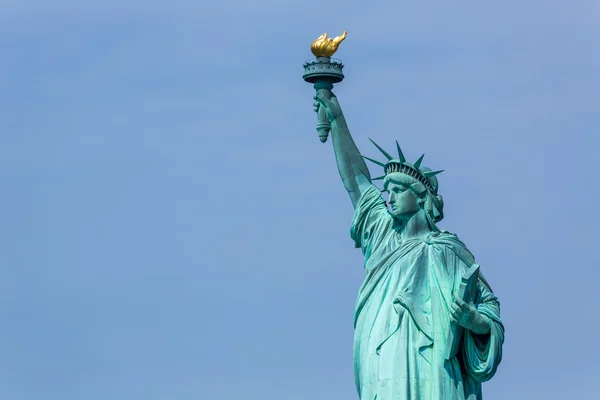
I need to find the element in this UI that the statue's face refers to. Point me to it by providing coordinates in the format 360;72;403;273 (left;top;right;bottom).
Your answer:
384;173;420;220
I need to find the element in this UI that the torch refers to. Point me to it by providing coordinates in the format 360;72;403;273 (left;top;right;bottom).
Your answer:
302;31;347;143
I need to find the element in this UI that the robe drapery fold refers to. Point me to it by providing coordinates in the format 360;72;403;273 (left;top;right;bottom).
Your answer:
350;185;504;400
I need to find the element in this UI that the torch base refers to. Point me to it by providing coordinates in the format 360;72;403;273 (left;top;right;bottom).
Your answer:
303;57;345;84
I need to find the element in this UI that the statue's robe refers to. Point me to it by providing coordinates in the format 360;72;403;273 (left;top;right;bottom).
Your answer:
351;186;504;400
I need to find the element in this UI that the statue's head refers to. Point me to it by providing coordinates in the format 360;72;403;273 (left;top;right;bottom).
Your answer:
362;139;444;224
384;172;422;220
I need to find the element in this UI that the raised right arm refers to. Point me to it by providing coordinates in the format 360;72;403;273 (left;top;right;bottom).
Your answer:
315;88;372;208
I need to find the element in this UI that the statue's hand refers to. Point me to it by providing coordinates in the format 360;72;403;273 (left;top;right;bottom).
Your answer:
450;293;491;335
313;88;343;123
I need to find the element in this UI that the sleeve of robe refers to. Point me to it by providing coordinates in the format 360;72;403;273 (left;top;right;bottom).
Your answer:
350;185;392;257
461;275;505;382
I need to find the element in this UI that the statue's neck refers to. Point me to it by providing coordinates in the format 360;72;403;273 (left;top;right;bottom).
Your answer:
394;210;432;240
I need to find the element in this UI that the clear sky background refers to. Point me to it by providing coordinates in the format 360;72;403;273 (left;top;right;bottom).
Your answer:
1;1;599;399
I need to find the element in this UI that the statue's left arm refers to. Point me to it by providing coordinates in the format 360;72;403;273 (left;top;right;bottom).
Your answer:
442;237;504;382
461;277;505;382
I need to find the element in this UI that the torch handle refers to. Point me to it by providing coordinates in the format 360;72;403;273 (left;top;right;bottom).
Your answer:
316;106;330;143
314;83;334;143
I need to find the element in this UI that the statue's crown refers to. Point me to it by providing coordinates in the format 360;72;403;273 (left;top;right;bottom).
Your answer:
361;139;444;194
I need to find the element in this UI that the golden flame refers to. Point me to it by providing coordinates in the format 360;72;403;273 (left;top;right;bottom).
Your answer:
310;30;347;57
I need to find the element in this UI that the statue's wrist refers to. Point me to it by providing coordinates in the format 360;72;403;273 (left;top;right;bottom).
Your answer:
471;313;492;335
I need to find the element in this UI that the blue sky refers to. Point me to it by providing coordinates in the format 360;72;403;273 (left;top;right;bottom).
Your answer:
1;1;599;399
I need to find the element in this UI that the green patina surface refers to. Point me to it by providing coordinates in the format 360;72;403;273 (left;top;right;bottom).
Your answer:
304;56;504;400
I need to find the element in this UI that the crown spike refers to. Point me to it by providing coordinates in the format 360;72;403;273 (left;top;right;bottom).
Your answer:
361;155;386;168
395;141;406;163
413;154;425;169
423;169;445;178
368;138;393;160
372;175;386;181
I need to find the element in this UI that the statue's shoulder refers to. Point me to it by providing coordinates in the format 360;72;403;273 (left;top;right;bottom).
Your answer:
425;230;475;265
424;230;464;246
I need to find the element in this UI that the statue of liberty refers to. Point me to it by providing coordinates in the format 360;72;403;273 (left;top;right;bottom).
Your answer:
305;33;504;400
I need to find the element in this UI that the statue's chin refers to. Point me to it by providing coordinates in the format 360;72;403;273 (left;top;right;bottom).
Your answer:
390;209;417;222
390;210;406;220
